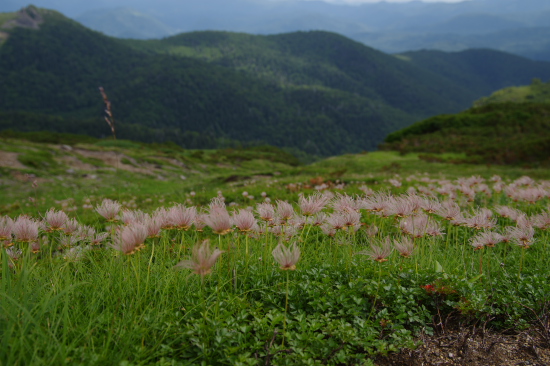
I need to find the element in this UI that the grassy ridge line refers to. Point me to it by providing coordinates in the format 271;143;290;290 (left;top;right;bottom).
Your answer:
474;78;550;106
381;102;550;166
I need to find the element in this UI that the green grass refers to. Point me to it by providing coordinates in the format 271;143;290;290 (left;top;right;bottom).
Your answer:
17;149;61;171
1;137;550;364
381;102;550;166
0;12;16;26
474;78;550;107
2;167;550;364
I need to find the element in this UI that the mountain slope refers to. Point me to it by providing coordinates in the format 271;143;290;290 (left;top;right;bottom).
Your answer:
124;31;550;114
473;78;550;106
0;7;414;156
396;49;550;96
127;30;484;117
381;79;550;166
381;102;550;166
2;6;550;158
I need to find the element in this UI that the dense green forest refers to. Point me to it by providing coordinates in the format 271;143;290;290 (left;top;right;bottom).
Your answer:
2;6;550;157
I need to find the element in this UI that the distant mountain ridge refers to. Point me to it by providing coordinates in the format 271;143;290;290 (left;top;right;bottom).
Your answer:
2;0;550;60
75;7;179;39
1;6;550;157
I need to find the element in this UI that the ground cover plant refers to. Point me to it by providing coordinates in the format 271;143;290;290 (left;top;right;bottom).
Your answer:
1;139;550;365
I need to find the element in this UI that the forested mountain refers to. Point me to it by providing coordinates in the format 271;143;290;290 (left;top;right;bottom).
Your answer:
1;6;550;157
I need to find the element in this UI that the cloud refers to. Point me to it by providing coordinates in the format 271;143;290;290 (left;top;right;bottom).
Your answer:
297;0;469;3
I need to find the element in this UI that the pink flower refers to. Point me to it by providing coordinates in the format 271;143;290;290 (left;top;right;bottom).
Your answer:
385;196;416;218
0;216;13;240
359;192;391;213
272;242;301;270
119;209;146;225
204;200;232;235
331;193;360;213
110;223;148;254
276;200;295;223
469;231;503;250
96;199;121;221
167;205;197;230
63;219;80;235
232;209;257;232
12;216;40;242
419;198;441;214
143;214;163;238
90;232;109;246
256;202;275;222
289;215;307;230
341;208;361;229
394;236;415;258
532;212;550;230
326;212;347;231
44;209;69;231
463;209;496;230
357;238;392;262
399;214;444;238
311;212;327;227
507;226;536;248
494;205;523;220
364;224;379;238
175;240;224;276
193;213;207;231
298;193;329;216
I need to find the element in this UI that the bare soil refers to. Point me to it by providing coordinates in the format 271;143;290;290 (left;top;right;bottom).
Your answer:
375;325;550;366
0;151;27;169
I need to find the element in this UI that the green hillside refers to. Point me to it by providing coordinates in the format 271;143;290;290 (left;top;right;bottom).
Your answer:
474;78;550;107
0;7;415;157
122;31;478;117
2;6;550;158
381;102;550;166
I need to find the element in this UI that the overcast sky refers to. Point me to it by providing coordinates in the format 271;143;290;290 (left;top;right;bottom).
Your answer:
294;0;469;3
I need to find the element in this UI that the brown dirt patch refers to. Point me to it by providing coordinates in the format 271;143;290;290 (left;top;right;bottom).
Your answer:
1;6;43;30
57;155;97;171
0;151;26;169
157;157;191;170
375;325;550;366
73;149;156;175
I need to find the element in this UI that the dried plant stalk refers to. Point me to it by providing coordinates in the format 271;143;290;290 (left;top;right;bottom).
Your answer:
99;86;116;140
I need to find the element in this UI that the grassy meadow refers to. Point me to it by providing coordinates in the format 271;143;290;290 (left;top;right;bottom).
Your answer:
1;137;550;365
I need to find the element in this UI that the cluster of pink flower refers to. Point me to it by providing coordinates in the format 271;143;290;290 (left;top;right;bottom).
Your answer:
0;209;109;265
3;174;550;271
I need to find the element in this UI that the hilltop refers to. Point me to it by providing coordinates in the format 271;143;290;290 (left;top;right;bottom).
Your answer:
380;78;550;166
474;78;550;106
1;6;550;158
